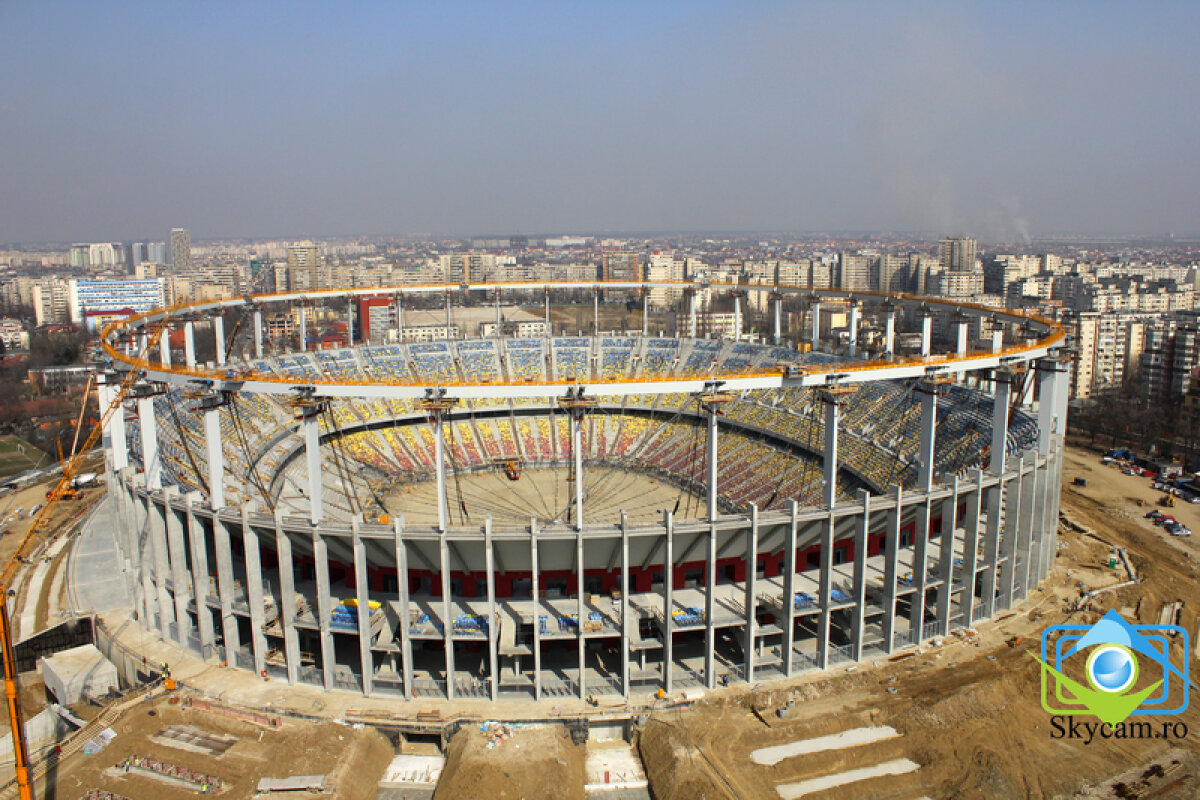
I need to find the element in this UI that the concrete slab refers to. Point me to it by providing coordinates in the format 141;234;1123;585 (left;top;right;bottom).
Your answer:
379;753;444;787
585;741;648;792
776;758;920;799
750;726;900;765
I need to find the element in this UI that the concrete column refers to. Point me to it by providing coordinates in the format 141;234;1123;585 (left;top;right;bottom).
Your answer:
1016;453;1038;599
934;477;959;632
393;518;414;697
917;386;938;491
183;321;196;367
348;301;355;347
783;501;798;675
882;485;902;653
920;313;932;357
773;296;782;345
884;308;896;356
311;528;335;690
303;409;323;525
956;320;969;355
99;378;125;472
160;329;171;366
662;509;675;692
485;518;498;701
997;461;1026;609
185;498;216;659
438;532;455;699
163;490;191;648
850;490;870;660
497;292;504;335
742;504;758;682
641;292;649;337
688;291;697;338
848;304;859;356
1037;361;1062;455
991;326;1003;354
149;497;173;640
253;310;263;358
593;290;600;336
619;513;630;698
214;315;226;365
395;297;404;341
811;302;820;349
274;511;300;684
433;412;449;531
352;521;373;696
572;411;584;529
823;397;839;508
816;508;834;669
706;406;719;521
138;395;162;489
961;471;984;628
212;514;240;667
544;289;550;335
980;472;1005;619
112;391;130;472
135;483;159;633
909;492;933;643
576;529;586;699
297;307;306;353
241;508;268;677
204;404;224;510
704;522;717;689
530;519;542;701
990;376;1012;474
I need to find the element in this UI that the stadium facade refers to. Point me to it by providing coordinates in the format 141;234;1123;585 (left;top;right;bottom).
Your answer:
96;281;1068;701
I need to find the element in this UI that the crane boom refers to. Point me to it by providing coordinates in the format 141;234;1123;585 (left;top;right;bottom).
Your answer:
0;327;161;800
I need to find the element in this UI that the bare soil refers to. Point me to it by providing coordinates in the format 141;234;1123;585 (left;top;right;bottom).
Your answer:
433;724;585;800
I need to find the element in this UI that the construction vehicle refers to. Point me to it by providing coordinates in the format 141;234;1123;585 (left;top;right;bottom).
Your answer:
0;328;159;799
1160;493;1176;508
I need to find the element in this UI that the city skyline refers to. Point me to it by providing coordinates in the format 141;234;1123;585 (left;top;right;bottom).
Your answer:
1;2;1197;243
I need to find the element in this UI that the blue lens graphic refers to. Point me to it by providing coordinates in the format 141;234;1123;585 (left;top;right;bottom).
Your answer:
1087;645;1137;693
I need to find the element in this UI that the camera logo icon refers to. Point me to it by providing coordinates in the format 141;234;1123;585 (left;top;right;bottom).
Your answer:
1036;609;1189;726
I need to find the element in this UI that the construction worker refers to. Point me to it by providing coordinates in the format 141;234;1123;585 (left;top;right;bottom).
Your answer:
161;662;171;679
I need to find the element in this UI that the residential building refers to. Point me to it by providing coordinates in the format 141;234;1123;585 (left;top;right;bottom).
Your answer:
170;228;191;272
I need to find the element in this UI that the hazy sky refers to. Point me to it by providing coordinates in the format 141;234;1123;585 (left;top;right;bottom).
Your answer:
2;1;1197;243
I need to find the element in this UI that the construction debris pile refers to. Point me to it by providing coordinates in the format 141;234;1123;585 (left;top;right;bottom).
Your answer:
117;754;224;791
81;791;132;800
479;720;514;750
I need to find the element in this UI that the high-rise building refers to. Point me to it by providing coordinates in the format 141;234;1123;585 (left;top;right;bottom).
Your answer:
939;236;978;273
837;253;873;291
170;228;191;272
876;254;910;293
287;240;323;289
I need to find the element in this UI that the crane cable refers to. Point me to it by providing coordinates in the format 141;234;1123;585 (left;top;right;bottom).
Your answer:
166;390;209;495
228;396;275;511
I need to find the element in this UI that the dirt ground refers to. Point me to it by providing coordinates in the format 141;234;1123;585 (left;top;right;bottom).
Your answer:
42;693;394;800
637;444;1200;800
433;724;585;800
386;465;698;527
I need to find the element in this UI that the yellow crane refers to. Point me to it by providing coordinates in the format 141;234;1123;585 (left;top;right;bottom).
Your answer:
1;328;160;799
